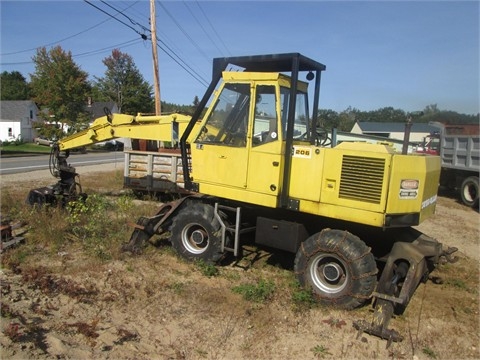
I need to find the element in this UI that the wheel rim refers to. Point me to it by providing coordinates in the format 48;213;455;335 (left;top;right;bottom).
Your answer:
463;182;477;203
309;253;349;294
181;223;209;255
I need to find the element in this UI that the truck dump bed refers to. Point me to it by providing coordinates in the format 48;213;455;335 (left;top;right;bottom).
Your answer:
440;134;480;172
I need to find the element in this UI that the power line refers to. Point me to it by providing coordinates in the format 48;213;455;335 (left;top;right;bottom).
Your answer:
83;0;147;40
0;19;112;57
183;2;225;56
157;1;211;64
2;1;210;90
0;2;139;57
99;0;150;34
0;39;144;67
99;1;209;86
195;1;231;56
74;39;143;58
155;42;209;88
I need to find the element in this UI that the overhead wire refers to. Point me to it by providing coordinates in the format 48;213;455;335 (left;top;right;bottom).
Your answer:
99;0;150;34
3;1;214;89
183;2;225;56
87;0;209;86
156;1;211;64
84;0;209;87
74;38;143;58
83;0;148;40
0;38;145;67
0;1;139;56
195;1;232;56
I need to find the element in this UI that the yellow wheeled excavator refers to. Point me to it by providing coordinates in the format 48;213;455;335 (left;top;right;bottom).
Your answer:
27;53;457;344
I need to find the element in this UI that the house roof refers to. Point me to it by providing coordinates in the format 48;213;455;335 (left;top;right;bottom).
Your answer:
355;121;438;133
85;101;117;120
0;100;38;120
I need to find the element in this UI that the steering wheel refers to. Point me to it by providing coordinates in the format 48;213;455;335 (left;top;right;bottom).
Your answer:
316;129;331;146
293;129;331;146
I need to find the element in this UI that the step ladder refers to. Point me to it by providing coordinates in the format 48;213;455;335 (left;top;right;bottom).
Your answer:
214;203;255;257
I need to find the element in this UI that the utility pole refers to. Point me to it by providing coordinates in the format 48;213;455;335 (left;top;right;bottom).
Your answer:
150;0;161;115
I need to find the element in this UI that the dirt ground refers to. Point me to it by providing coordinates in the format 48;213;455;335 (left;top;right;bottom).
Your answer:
0;165;479;360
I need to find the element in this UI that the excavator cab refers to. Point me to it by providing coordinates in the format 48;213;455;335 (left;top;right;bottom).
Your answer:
180;53;327;208
189;72;312;207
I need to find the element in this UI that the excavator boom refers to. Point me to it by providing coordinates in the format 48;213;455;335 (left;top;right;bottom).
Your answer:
57;112;192;151
26;112;195;207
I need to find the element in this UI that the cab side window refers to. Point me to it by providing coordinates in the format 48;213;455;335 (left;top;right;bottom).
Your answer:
253;85;277;146
280;87;309;140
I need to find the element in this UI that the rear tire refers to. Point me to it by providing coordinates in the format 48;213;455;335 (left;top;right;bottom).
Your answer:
170;202;224;264
294;229;377;309
460;176;479;208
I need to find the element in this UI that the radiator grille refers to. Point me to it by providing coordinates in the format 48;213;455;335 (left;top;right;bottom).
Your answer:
339;155;385;204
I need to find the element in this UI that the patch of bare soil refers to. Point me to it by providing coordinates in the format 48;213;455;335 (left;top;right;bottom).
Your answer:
1;167;479;359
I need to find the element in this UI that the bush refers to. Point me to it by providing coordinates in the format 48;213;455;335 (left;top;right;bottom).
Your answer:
66;194;114;260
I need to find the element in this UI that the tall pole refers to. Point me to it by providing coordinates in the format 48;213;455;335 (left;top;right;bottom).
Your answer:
150;0;161;115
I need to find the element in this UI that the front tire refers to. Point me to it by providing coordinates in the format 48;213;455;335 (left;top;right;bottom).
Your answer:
460;176;479;208
294;229;377;309
170;202;224;263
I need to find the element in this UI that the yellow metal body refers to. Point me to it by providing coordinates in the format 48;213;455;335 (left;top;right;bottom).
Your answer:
56;70;441;229
57;113;195;151
189;72;441;228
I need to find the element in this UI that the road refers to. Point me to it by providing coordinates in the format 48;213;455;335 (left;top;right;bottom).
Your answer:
0;151;124;175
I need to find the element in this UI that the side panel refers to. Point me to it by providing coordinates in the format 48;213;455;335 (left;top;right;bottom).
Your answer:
191;144;249;189
320;146;392;214
289;144;324;201
386;154;441;223
246;141;284;197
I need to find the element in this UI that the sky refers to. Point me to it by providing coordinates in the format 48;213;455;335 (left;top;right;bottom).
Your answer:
0;1;479;115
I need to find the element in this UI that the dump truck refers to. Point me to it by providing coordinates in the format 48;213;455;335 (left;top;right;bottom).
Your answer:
416;122;479;208
27;53;457;344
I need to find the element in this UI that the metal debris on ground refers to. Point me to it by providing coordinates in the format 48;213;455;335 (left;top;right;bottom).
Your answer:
0;215;27;253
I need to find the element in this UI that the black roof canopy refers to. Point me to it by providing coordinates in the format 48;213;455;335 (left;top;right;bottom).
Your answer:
212;52;326;77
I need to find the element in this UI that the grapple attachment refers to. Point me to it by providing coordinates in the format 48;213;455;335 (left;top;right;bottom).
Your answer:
353;231;458;346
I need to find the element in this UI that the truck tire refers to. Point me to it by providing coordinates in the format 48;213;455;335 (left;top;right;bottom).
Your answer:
170;202;224;264
460;176;479;208
294;229;377;310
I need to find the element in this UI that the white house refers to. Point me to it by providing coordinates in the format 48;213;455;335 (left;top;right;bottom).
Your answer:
350;121;438;143
0;100;39;142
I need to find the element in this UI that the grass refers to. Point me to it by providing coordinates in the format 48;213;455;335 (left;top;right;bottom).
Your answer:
311;344;332;358
1;142;53;154
1;169;479;360
0;142;112;156
232;279;275;303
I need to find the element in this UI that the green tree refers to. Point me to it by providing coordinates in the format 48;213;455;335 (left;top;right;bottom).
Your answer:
193;95;200;107
419;108;479;125
93;49;153;115
318;109;340;129
30;46;91;136
354;107;406;123
0;71;31;100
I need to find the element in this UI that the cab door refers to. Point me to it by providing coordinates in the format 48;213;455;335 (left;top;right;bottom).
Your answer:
190;83;251;188
246;84;284;199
